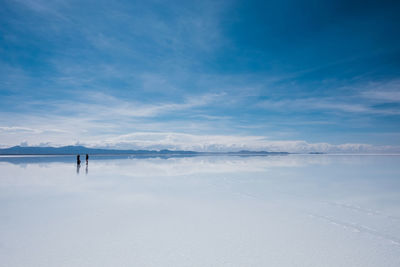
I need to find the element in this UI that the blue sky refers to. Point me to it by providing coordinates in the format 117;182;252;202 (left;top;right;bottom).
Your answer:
0;0;399;152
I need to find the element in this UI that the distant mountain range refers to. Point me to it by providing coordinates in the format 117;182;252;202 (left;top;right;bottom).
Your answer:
0;146;290;155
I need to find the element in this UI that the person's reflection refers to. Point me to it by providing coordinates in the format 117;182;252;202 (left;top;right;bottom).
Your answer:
76;163;81;174
85;164;88;175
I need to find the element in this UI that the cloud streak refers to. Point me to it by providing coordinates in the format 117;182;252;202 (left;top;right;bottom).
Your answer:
257;79;400;115
30;92;222;118
258;98;400;115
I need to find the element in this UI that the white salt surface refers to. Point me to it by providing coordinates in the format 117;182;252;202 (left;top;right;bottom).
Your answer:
0;155;399;266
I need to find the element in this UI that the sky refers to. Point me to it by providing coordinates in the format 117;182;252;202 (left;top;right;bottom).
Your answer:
0;0;399;153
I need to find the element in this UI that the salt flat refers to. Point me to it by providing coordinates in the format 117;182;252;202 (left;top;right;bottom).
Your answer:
0;155;399;266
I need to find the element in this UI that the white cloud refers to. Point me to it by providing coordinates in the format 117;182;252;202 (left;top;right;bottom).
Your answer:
87;133;400;153
0;90;399;153
2;131;394;154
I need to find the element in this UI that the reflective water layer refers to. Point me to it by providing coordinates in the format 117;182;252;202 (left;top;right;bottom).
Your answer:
0;155;399;267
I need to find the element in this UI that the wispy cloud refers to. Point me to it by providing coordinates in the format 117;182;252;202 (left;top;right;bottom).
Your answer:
42;92;222;118
365;91;400;102
11;0;68;19
0;126;40;133
0;91;228;147
257;78;400;115
257;97;400;115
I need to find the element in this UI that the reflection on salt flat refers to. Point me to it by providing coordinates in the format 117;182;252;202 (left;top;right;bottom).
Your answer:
0;153;376;174
0;155;399;267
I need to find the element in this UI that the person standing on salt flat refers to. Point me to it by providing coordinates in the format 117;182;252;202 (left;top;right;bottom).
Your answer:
86;154;89;165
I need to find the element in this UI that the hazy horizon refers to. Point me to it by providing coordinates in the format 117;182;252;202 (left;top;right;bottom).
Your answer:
2;144;400;154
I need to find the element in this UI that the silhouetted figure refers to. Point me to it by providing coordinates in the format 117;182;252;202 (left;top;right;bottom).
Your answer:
86;154;89;165
77;154;81;165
